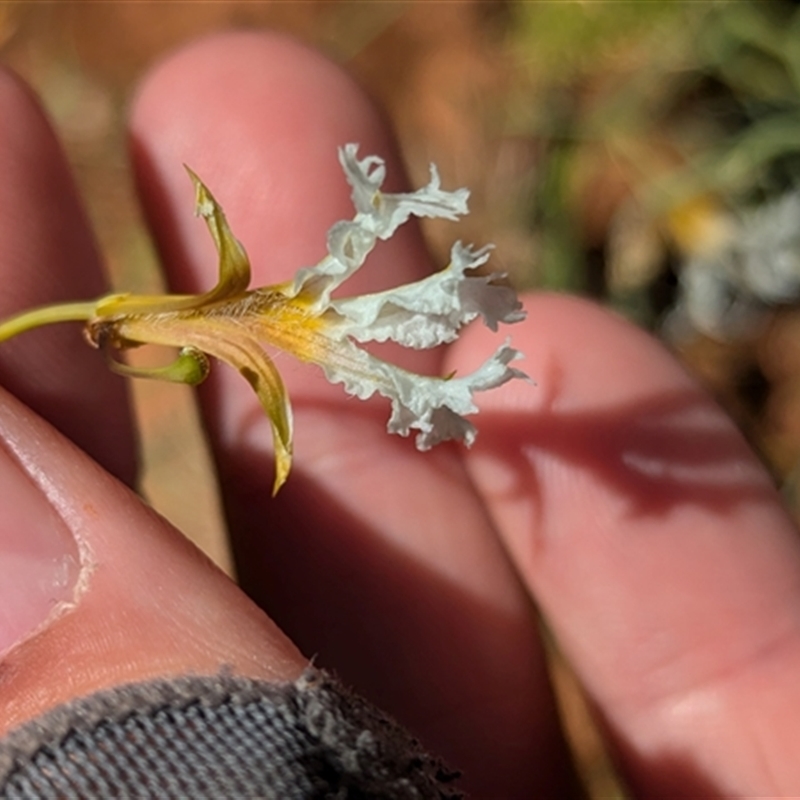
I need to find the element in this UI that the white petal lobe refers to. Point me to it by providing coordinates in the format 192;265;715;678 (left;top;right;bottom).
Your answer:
320;339;527;450
292;145;471;305
330;242;525;348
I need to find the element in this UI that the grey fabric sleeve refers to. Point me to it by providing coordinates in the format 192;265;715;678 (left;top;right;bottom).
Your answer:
0;668;463;799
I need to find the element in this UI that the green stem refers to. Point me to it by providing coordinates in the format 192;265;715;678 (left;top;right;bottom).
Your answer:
0;300;98;343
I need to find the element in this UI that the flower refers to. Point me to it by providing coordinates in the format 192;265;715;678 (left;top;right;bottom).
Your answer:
666;189;800;341
0;145;527;492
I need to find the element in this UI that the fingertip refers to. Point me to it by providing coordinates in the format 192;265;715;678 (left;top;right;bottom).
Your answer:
129;31;414;292
454;292;800;793
0;64;105;315
0;67;136;484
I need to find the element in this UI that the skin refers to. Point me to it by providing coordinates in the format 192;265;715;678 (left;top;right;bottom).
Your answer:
1;31;800;798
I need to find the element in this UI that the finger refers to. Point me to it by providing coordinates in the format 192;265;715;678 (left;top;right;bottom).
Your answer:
130;33;575;798
0;384;305;737
0;69;136;484
455;293;800;796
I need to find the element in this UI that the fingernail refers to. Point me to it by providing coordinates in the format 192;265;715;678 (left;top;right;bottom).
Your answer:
0;440;81;656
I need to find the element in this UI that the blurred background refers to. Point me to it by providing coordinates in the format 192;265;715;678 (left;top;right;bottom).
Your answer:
4;1;800;796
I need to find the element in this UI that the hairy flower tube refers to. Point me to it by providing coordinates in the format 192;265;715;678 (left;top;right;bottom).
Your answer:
0;145;527;493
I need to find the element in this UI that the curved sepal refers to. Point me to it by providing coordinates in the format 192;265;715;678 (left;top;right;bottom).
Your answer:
210;335;293;494
95;169;253;319
185;167;252;303
102;345;210;386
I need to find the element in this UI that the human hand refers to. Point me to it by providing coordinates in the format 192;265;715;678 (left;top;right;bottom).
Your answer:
1;33;799;799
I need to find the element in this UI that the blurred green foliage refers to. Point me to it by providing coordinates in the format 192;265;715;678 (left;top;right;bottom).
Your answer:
507;0;800;327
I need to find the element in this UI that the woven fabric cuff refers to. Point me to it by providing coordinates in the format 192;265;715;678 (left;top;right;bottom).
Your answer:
0;667;462;799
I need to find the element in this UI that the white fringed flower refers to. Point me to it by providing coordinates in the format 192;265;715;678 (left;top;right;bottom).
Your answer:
0;144;528;492
667;189;800;340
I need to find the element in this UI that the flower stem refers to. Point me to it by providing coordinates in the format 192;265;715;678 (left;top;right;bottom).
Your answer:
0;301;98;343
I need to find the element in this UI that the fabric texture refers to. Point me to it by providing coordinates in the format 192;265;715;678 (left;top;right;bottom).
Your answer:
0;668;462;799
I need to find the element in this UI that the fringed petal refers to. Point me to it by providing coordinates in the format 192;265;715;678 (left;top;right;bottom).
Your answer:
319;338;527;450
339;144;470;238
292;144;471;306
329;242;525;348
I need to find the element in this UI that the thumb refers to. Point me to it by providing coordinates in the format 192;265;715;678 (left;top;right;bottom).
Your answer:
0;386;305;736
